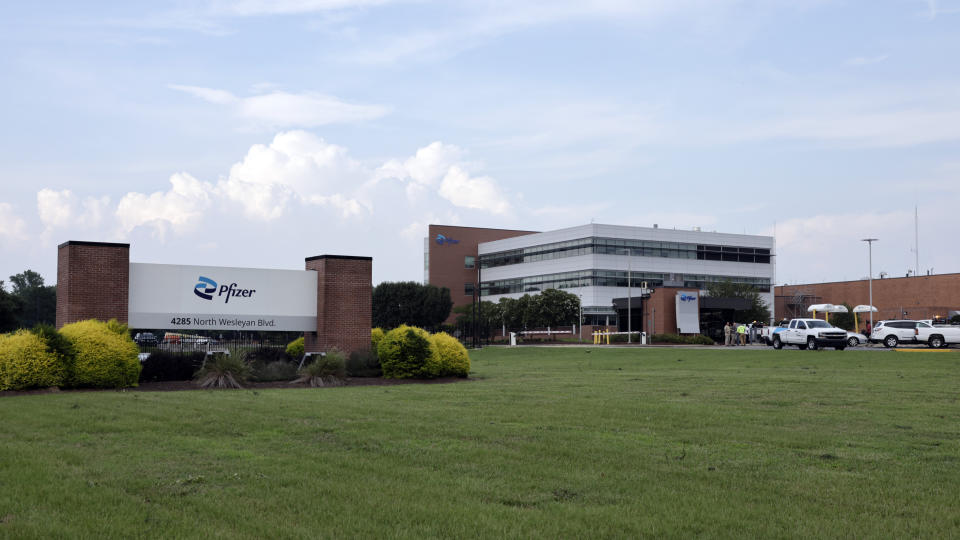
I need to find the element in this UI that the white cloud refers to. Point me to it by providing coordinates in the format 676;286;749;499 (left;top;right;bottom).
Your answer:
169;85;389;127
36;189;110;236
221;130;367;219
401;142;463;187
376;141;511;213
115;173;215;239
438;166;510;214
0;203;28;243
34;132;513;250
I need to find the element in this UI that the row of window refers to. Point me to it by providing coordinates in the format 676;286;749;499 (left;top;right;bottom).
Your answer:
479;237;771;268
474;270;771;296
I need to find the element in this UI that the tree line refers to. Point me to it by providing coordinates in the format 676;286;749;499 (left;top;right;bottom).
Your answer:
0;270;57;332
372;281;581;331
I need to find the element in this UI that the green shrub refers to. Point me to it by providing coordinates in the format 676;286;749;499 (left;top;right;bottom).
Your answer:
377;325;441;379
685;334;715;345
251;360;299;382
430;332;470;378
371;328;385;353
606;333;713;345
60;319;140;388
285;336;305;359
195;352;250;389
239;347;289;365
346;350;381;378
648;333;715;345
294;349;347;387
0;330;69;391
139;351;205;382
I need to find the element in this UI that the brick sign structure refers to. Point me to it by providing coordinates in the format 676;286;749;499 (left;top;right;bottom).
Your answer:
55;240;372;355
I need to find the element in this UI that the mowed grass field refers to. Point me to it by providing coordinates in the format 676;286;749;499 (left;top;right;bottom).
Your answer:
1;347;959;538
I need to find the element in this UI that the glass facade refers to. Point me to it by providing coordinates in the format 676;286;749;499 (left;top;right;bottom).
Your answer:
479;237;771;268
480;270;770;296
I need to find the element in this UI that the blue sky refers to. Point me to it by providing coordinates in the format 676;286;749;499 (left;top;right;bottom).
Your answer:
2;0;959;288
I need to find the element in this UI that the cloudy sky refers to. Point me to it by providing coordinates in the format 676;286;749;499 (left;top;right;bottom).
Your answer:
1;0;959;288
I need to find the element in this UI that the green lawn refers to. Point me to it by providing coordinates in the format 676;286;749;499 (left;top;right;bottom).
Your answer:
1;347;959;538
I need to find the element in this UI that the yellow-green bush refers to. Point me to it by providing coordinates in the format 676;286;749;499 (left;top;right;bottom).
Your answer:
371;327;385;354
0;330;69;391
430;332;470;378
285;336;305;359
377;325;441;379
60;319;140;388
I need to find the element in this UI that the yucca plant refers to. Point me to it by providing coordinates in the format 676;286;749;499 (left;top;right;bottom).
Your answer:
194;352;250;389
293;349;347;387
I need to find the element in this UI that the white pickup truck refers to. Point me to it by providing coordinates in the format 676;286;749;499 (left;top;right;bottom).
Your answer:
916;325;960;348
771;318;849;350
761;320;789;346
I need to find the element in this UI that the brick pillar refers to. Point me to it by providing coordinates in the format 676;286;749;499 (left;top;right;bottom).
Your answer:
56;241;130;328
304;255;372;355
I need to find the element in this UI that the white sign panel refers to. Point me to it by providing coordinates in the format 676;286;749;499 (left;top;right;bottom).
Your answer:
675;292;701;334
128;263;317;331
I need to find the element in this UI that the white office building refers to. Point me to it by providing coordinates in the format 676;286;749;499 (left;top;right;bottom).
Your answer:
478;223;775;326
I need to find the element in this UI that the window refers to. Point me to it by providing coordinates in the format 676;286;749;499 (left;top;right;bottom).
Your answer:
464;255;475;269
464;283;475;296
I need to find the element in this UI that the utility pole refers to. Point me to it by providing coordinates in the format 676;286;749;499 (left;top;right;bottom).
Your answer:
862;238;878;335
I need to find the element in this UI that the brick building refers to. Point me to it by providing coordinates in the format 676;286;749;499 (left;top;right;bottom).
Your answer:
775;274;960;322
425;224;536;322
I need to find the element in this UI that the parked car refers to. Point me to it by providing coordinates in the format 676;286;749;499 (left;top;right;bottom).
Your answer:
133;332;158;346
845;331;867;346
870;320;932;348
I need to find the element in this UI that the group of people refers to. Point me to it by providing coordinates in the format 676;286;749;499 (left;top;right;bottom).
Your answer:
723;321;754;346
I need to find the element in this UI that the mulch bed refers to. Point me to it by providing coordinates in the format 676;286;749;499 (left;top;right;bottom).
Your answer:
0;376;469;397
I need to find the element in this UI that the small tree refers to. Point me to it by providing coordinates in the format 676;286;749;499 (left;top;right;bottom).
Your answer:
372;282;452;330
536;289;580;328
0;280;23;333
9;270;56;329
830;303;855;330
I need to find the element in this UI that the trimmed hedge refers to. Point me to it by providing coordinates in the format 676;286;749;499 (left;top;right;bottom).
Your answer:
285;337;305;359
430;332;470;377
371;328;385;353
377;325;441;379
0;330;69;391
60;319;140;388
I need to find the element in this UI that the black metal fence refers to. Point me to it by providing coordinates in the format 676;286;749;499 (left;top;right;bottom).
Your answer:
134;335;289;356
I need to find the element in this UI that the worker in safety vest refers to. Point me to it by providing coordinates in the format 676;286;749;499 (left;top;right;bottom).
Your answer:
737;323;747;345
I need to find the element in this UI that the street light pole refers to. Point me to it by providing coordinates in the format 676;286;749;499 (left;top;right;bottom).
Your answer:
627;250;632;344
617;247;633;343
862;238;878;337
578;293;583;343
